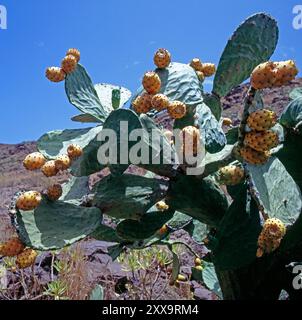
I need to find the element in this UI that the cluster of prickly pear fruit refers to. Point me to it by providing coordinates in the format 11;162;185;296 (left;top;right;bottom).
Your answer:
240;108;279;165
256;218;286;258
0;238;37;269
133;49;187;119
189;58;216;82
251;60;298;90
19;143;82;210
46;48;80;82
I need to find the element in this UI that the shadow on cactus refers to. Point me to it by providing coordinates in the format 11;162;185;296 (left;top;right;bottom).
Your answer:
2;13;302;300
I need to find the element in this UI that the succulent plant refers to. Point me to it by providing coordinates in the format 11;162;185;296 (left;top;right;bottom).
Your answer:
5;14;302;300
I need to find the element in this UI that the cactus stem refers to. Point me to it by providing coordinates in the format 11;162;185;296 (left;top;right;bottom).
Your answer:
244;165;269;222
238;87;257;148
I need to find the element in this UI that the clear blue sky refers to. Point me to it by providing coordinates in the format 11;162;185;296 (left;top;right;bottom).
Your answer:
0;0;301;143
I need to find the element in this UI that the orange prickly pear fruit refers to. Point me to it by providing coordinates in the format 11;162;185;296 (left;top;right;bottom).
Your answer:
16;191;42;211
154;48;171;69
46;67;66;82
41;160;58;177
167;101;187;119
0;238;25;257
23;152;46;171
142;71;161;95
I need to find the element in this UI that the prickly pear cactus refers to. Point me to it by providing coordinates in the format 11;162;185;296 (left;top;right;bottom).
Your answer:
6;13;302;301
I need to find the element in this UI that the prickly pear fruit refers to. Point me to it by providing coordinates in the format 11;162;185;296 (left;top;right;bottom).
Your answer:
177;274;187;282
55;155;71;171
133;93;153;114
247;109;277;131
46;67;66;82
257;218;286;257
251;61;298;89
244;130;279;152
189;58;203;72
47;184;63;201
196;71;205;82
273;60;298;87
217;165;245;186
142;71;161;95
154;48;171;69
67;144;83;160
158;224;169;236
250;62;276;90
155;201;169;212
41;160;59;177
240;146;270;165
66;48;80;63
180;126;201;155
16;191;42;211
167;101;187;119
23;152;46;171
16;249;38;269
61;55;77;74
151;94;170;111
0;238;25;257
194;257;202;266
201;63;216;77
222;118;233;126
194;265;203;271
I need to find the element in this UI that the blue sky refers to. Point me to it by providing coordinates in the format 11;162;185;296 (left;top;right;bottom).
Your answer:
0;0;301;143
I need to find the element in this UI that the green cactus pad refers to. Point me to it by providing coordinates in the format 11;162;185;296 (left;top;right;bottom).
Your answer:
37;126;102;159
94;83;131;111
279;97;302;130
92;174;169;220
212;184;261;271
89;285;104;301
15;199;101;250
100;108;142;167
195;103;227;154
131;62;203;107
116;210;174;241
65;64;109;122
167;176;228;227
71;129;105;177
138;114;178;177
174;103;227;154
247;157;302;225
167;211;193;230
203;144;235;177
60;176;90;205
185;219;208;244
213;13;278;97
276;133;302;191
289;88;302;100
71;113;102;123
90;224;122;243
203;93;222;121
201;262;223;299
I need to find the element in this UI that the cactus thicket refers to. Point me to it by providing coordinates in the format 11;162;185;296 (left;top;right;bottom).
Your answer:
2;13;302;300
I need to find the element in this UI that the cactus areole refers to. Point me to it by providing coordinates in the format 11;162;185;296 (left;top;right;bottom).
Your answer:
6;13;302;300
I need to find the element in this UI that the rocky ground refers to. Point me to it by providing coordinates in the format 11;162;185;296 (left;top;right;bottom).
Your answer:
0;79;301;300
